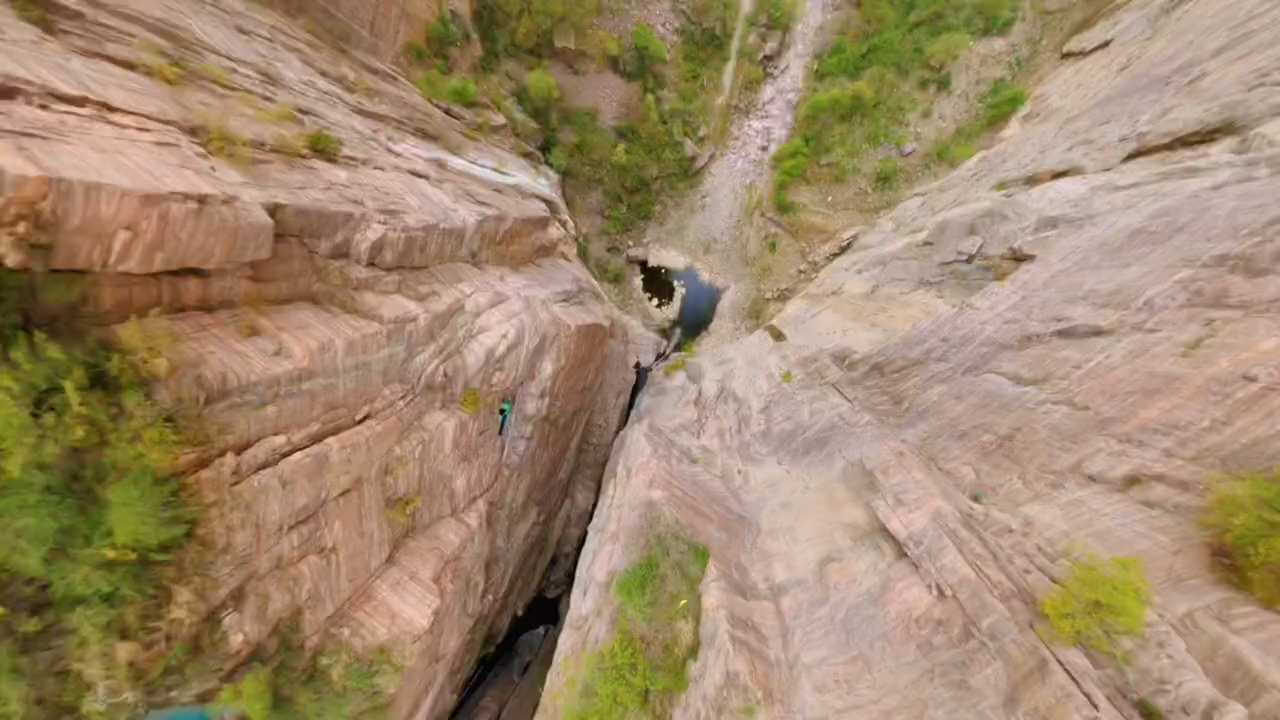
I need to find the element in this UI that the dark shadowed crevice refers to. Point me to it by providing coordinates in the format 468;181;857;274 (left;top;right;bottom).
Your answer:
450;595;561;720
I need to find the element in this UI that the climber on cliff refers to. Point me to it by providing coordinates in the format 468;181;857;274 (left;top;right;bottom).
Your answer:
498;398;514;436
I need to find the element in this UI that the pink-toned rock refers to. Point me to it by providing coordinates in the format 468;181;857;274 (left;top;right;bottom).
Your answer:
0;2;658;719
542;2;1280;719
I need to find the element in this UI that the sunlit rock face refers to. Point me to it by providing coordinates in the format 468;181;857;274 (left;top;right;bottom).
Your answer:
0;2;657;718
541;1;1280;718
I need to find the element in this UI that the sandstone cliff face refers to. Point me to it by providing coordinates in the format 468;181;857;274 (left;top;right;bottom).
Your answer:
542;1;1280;718
0;2;653;717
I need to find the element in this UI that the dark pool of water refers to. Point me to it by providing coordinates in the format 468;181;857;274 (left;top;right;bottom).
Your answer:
638;262;722;345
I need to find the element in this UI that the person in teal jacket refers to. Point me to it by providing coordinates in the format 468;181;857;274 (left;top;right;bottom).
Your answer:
498;399;514;436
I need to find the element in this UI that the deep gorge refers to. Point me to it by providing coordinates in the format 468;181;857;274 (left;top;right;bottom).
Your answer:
3;0;1280;719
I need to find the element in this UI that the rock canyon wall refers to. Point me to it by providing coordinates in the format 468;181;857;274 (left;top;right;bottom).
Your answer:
1;1;652;717
541;1;1280;718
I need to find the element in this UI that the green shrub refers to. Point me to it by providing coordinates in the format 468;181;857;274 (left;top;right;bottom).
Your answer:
257;102;299;124
271;133;306;158
627;24;670;85
201;123;250;163
522;68;561;124
1136;697;1165;720
0;643;28;720
972;0;1016;34
404;40;431;65
662;355;690;377
932;138;976;166
416;70;480;108
925;31;970;69
10;0;54;32
143;56;187;85
214;636;401;720
217;665;275;720
761;0;797;30
425;8;466;58
445;76;479;106
1040;555;1150;658
981;78;1028;127
873;157;901;190
305;129;343;161
929;77;1026;167
194;62;234;88
564;533;710;720
473;0;601;60
1204;472;1280;607
0;276;192;717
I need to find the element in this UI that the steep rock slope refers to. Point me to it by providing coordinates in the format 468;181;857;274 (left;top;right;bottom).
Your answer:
541;1;1280;718
0;1;653;717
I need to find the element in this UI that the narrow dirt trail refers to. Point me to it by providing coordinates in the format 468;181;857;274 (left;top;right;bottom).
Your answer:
640;0;839;347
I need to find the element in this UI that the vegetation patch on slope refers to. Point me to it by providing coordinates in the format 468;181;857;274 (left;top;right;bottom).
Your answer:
1204;472;1280;608
215;638;402;720
1039;555;1150;659
0;272;193;718
542;0;741;236
771;0;1020;211
561;533;710;720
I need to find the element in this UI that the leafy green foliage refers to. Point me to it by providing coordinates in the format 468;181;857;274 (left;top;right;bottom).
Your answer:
0;643;28;720
201;122;250;163
756;0;797;30
0;272;192;718
564;534;710;720
925;31;970;69
473;0;601;61
143;56;188;86
9;0;55;32
1040;556;1150;658
1136;697;1165;720
930;77;1027;166
625;24;669;86
256;102;299;124
218;665;275;720
426;8;466;58
550;97;691;234
1204;472;1280;607
772;0;1018;208
511;1;735;235
194;62;234;88
305;129;343;161
521;68;561;125
979;78;1027;126
873;157;900;190
445;76;479;106
215;637;401;720
416;70;480;108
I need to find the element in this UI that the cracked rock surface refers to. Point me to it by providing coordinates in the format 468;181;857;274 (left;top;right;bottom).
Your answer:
541;1;1280;718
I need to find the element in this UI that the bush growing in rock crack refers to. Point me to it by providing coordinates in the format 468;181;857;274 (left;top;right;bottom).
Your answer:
1039;555;1150;659
563;533;710;720
1204;471;1280;607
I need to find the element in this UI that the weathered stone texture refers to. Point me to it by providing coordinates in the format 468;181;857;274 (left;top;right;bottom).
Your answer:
542;1;1280;718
